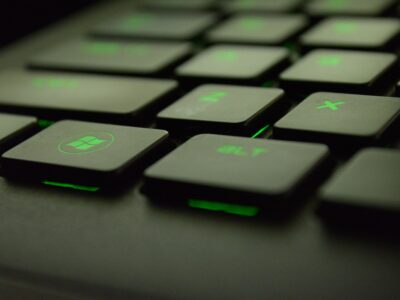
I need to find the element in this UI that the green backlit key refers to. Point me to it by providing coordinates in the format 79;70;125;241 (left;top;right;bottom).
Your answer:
274;92;400;150
1;120;169;186
157;84;284;136
91;11;216;40
305;0;397;17
0;113;37;154
143;134;329;207
176;45;289;85
318;148;400;223
0;69;177;124
206;14;308;45
300;17;400;51
222;0;303;13
279;49;397;94
29;39;191;76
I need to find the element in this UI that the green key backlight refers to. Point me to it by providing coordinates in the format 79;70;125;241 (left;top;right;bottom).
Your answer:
333;22;357;33
217;145;267;157
33;77;79;89
188;199;259;217
318;56;341;66
215;50;238;61
240;18;263;30
58;132;115;155
317;100;345;111
83;42;120;55
200;91;227;103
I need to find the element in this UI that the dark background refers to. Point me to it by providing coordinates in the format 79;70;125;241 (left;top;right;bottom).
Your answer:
0;1;98;47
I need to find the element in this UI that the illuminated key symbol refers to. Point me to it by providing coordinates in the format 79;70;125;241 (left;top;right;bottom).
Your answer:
317;100;345;111
83;42;120;55
251;147;267;157
318;56;341;66
58;132;115;155
217;145;247;156
123;13;153;29
33;77;79;89
215;50;238;61
240;18;264;30
200;91;227;103
333;22;357;33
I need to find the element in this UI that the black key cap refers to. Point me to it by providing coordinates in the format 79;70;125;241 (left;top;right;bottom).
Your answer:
0;113;37;153
176;45;289;85
318;148;400;223
300;17;400;51
279;49;397;95
206;14;308;45
157;85;284;136
305;0;396;17
143;134;329;207
1;120;169;186
91;11;216;40
274;92;400;150
29;39;191;76
0;69;177;124
138;0;215;10
222;0;303;13
397;80;400;96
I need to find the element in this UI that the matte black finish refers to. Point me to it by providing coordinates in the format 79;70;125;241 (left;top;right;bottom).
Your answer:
280;49;397;94
0;113;37;153
144;134;329;205
274;92;400;149
207;14;308;45
318;148;400;222
300;17;400;51
176;45;289;85
1;120;169;186
222;0;303;13
30;38;192;75
91;11;217;40
0;69;177;123
157;84;284;136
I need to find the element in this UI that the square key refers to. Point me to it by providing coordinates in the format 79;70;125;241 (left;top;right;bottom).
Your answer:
1;120;169;186
274;92;400;149
279;49;397;94
91;11;216;40
157;84;284;136
207;15;308;45
30;39;191;75
222;0;303;13
300;17;400;51
305;0;396;17
176;45;289;85
144;134;329;206
318;148;400;222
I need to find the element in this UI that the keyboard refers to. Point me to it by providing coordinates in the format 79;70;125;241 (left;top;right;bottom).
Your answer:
0;1;399;299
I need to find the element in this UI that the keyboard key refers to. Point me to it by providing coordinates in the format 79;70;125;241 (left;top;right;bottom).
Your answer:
176;45;289;85
143;134;329;207
397;81;400;96
157;85;284;136
1;120;169;186
279;49;397;94
206;14;308;45
91;11;216;40
318;148;400;223
29;39;191;76
138;0;215;10
274;92;400;150
222;0;303;13
300;17;400;51
305;0;396;17
0;69;177;124
0;113;37;153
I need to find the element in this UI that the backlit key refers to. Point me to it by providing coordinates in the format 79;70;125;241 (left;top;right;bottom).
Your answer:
222;0;303;13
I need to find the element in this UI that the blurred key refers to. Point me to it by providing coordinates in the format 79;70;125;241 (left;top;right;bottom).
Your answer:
157;84;284;136
1;120;169;186
0;69;177;124
280;49;397;94
29;39;191;76
138;0;215;10
207;14;308;45
397;81;400;96
0;113;37;153
176;45;289;85
305;0;397;17
318;148;400;223
274;92;400;150
222;0;303;13
300;17;400;51
91;11;216;40
144;134;329;207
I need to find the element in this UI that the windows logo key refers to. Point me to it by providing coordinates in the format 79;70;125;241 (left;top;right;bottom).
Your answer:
58;132;114;154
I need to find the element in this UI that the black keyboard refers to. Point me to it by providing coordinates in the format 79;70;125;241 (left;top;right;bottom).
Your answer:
0;1;399;299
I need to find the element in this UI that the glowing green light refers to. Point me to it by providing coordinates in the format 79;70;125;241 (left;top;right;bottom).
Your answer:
42;180;100;192
217;144;267;157
328;0;346;8
123;13;153;29
33;77;79;89
240;18;263;30
200;91;227;103
317;100;345;111
67;136;106;151
215;50;238;61
261;80;276;88
58;132;115;155
83;42;120;55
188;199;259;217
251;124;270;138
38;119;55;128
333;22;357;33
318;56;341;66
